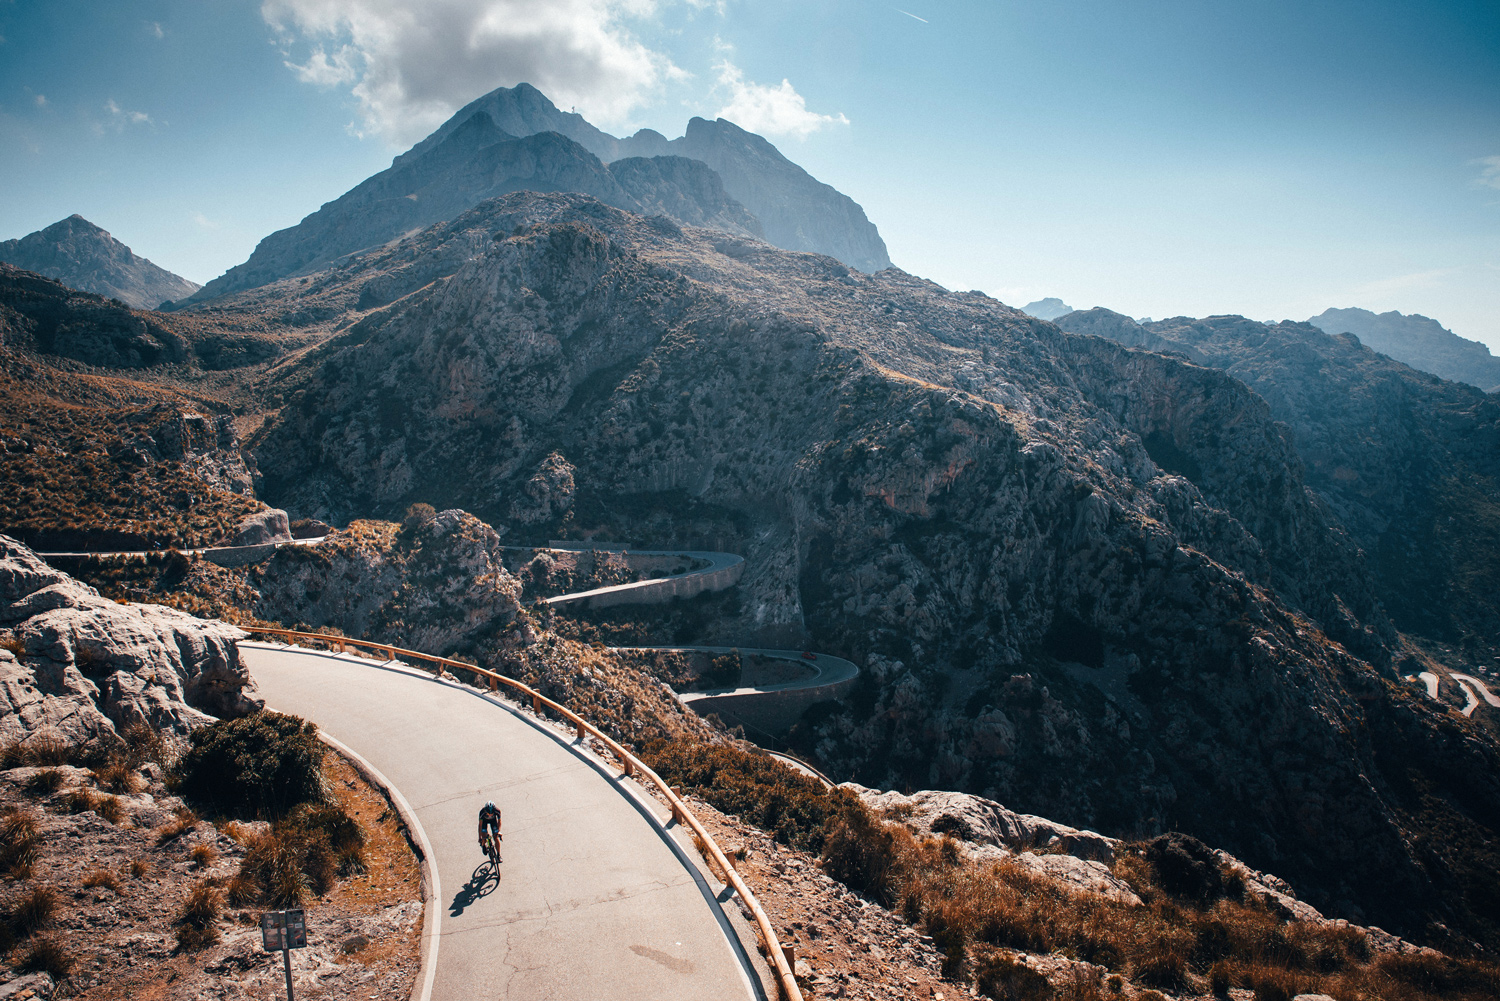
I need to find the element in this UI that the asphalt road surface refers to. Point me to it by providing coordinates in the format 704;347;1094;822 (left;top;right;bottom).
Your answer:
239;642;762;1001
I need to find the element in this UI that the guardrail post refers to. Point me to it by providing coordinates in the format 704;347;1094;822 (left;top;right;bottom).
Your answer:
488;676;497;692
531;692;541;713
575;720;585;740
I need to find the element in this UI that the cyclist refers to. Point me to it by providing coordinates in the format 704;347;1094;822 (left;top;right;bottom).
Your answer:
478;800;502;863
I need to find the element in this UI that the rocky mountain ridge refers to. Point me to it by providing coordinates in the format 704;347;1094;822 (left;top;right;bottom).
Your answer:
401;84;891;272
1054;307;1500;658
232;189;1500;949
1310;306;1500;393
184;83;888;303
0;215;199;309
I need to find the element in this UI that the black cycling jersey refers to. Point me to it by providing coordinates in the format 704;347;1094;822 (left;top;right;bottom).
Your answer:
478;803;502;837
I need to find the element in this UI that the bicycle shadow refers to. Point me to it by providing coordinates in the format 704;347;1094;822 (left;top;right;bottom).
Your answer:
449;861;500;917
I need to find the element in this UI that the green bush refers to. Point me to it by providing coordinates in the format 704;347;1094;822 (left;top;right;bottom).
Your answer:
173;711;325;818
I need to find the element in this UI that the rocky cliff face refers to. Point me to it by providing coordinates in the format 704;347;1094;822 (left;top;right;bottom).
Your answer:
1310;306;1500;394
0;535;258;750
0;215;199;309
1055;308;1500;657
242;190;1500;947
615;117;892;273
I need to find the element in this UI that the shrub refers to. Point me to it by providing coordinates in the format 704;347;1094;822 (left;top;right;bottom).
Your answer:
0;807;40;877
173;711;325;818
0;735;71;769
121;720;167;769
19;936;73;978
156;806;198;844
82;868;121;892
975;951;1053;1001
129;857;151;879
175;882;222;950
94;794;125;825
1142;832;1227;904
22;769;64;797
92;759;142;793
236;801;362;905
190;844;217;869
8;885;57;935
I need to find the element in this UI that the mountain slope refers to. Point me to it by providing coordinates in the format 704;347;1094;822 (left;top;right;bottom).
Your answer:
241;190;1500;950
185;115;760;302
614;116;892;273
0;215;199;309
1311;307;1500;393
1055;307;1500;657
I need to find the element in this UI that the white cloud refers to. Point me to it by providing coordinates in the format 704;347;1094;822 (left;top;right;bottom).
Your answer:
33;94;47;109
1476;155;1500;191
193;212;220;230
262;0;678;146
149;21;165;39
98;99;154;133
712;60;848;139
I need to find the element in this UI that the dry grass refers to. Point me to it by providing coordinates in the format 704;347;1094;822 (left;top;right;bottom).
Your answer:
92;760;143;793
82;868;122;893
18;936;74;978
129;857;151;879
189;844;217;869
0;807;41;878
155;806;198;844
649;735;1500;1001
174;882;222;950
8;885;58;936
22;769;65;797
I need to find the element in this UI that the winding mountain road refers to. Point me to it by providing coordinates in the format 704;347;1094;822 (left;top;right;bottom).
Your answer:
239;642;764;1001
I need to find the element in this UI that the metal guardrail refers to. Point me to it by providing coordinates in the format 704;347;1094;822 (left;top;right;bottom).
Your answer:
244;626;805;1001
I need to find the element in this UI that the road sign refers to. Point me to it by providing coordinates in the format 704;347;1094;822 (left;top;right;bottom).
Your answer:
260;909;308;951
260;909;308;1001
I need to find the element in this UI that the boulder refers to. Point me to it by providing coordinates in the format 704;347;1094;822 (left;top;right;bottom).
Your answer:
849;784;1118;864
231;509;291;546
0;535;260;751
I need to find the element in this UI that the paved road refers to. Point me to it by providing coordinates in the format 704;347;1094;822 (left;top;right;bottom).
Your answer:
609;646;859;703
536;550;744;608
35;536;327;559
239;642;762;1001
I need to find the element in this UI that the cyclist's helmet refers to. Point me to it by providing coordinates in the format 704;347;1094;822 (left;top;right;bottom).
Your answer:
485;801;496;811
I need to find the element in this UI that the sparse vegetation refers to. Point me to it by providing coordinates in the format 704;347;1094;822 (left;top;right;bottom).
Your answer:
19;935;74;978
0;807;41;878
647;734;1500;1000
175;882;222;950
8;884;58;936
23;769;65;796
189;844;218;869
82;868;122;892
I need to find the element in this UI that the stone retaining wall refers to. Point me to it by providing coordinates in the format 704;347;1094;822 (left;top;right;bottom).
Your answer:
687;667;859;739
548;558;744;609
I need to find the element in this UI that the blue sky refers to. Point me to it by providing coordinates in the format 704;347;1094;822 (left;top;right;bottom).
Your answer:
2;0;1497;349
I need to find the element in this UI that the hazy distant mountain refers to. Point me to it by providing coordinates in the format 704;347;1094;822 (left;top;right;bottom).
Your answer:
405;84;889;273
185;112;762;302
1019;297;1072;320
190;82;890;304
0;215;199;309
1309;307;1500;393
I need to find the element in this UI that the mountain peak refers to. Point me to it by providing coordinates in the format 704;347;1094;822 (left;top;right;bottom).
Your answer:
1309;306;1500;392
0;215;199;309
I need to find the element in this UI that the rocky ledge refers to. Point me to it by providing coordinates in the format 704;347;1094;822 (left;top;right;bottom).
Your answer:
0;535;260;751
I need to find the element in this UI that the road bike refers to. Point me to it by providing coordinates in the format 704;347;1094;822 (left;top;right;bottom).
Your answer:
480;829;502;867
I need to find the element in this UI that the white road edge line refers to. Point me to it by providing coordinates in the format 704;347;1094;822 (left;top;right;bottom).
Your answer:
260;695;441;1001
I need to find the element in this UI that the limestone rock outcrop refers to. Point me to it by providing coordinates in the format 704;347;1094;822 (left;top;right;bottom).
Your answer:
232;508;291;546
0;535;259;750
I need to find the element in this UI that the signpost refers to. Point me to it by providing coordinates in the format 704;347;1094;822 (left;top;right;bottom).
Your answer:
260;908;308;1000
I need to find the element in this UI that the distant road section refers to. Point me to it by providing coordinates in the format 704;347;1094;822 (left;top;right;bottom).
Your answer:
239;642;762;1001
